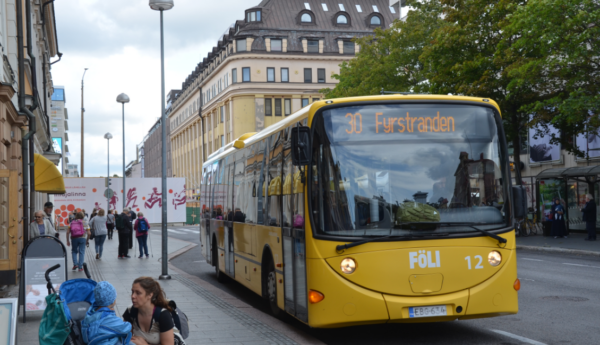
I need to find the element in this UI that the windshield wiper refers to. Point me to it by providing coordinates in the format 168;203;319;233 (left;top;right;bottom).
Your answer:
335;233;449;252
437;222;507;245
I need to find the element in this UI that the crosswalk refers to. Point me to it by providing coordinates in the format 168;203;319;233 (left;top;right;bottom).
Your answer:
150;227;200;235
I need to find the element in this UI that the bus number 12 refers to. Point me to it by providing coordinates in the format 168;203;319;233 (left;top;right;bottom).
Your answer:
345;113;363;134
465;256;483;270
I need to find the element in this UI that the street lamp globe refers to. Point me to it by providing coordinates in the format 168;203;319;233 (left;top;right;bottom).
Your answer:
149;0;174;11
116;93;130;104
104;133;113;140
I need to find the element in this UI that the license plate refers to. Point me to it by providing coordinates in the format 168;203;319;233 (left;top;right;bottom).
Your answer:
409;305;447;318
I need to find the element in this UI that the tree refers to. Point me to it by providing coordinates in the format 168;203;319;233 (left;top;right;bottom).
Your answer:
421;0;539;184
504;0;600;157
321;0;445;98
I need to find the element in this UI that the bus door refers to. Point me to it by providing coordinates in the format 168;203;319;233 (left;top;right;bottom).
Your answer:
224;157;235;277
282;127;308;322
202;167;212;265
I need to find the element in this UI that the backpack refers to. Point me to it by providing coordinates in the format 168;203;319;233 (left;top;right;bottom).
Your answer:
115;214;124;229
70;220;85;237
127;301;189;341
138;219;149;233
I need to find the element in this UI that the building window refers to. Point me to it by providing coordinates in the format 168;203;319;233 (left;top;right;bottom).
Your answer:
304;3;311;10
301;13;313;23
242;67;251;82
221;135;225;147
232;68;237;83
302;98;309;107
267;67;275;82
313;98;320;102
307;40;319;53
304;68;312;83
271;39;282;52
338;4;345;11
220;106;225;123
284;99;291;116
247;10;261;22
343;41;355;54
337;14;348;24
322;3;328;11
372;5;379;12
318;68;326;83
237;39;246;52
281;68;289;82
370;15;382;26
265;98;272;116
390;6;396;14
275;99;282;116
356;4;363;12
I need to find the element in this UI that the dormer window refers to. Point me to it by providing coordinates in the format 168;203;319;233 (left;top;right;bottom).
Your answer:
322;3;328;11
356;5;362;12
338;4;345;11
372;5;379;12
370;15;381;26
336;14;348;24
246;10;261;22
301;13;313;22
304;3;311;10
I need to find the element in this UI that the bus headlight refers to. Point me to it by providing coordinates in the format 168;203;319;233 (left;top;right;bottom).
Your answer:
488;251;502;266
341;258;356;274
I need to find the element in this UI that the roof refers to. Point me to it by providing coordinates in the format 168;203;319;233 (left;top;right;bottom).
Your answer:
536;166;600;179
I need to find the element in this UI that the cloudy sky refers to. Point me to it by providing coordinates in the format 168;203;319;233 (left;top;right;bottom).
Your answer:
52;0;251;177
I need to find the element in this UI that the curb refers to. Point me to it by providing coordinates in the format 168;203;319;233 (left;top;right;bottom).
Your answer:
517;245;600;257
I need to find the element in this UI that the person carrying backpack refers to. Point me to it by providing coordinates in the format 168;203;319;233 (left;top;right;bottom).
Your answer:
66;212;90;272
134;212;151;258
116;208;132;259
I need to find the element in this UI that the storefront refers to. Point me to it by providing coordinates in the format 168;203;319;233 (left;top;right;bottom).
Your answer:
536;166;600;233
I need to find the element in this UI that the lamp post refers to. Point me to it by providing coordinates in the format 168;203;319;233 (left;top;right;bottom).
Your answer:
104;133;113;211
81;68;88;177
117;93;130;211
150;0;174;280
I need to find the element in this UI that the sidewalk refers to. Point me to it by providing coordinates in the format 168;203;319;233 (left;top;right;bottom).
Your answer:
15;230;324;345
516;232;600;256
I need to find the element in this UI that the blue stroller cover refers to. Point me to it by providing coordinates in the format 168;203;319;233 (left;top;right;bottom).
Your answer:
59;278;97;321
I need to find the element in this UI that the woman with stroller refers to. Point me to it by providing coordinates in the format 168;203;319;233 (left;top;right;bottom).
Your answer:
124;277;183;345
90;209;109;259
82;281;136;345
66;212;90;272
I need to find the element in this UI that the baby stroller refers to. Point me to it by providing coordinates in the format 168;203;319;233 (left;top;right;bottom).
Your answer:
39;263;97;345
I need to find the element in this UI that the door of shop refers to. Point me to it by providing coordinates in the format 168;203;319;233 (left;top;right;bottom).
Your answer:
0;170;20;285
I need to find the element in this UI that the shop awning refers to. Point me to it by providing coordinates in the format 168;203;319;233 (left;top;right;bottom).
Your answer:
34;153;65;194
536;165;600;179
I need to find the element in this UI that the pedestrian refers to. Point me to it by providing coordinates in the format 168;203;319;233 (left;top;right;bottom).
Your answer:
107;210;115;240
82;281;135;345
551;197;567;239
117;208;132;259
43;202;57;234
68;209;76;224
133;212;150;258
82;209;91;235
581;193;597;241
29;210;57;241
66;212;90;272
90;208;98;223
123;277;183;345
90;209;109;259
128;209;137;250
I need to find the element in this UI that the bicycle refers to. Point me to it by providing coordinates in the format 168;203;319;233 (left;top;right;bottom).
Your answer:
515;218;530;237
525;212;541;235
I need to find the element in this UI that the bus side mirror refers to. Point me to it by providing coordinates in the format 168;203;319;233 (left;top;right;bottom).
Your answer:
291;126;311;166
512;185;527;218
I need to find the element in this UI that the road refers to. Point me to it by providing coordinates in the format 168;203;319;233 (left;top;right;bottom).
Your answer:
165;226;600;345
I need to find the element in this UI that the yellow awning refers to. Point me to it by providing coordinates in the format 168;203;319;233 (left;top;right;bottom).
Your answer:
34;153;66;194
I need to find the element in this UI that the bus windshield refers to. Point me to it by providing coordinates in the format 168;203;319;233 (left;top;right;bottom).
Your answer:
310;103;509;238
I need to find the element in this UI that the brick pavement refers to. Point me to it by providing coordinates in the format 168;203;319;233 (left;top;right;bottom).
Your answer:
15;229;324;345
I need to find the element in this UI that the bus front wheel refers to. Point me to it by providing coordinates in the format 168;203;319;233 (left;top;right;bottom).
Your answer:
213;238;227;283
267;259;285;319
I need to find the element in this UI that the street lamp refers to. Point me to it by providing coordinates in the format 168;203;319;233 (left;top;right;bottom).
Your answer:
104;133;113;211
150;0;174;280
81;68;88;177
117;93;130;211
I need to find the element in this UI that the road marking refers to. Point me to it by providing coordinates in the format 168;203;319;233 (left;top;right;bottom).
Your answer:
177;229;199;233
193;260;206;263
167;229;186;234
563;263;600;269
492;330;547;345
522;258;544;262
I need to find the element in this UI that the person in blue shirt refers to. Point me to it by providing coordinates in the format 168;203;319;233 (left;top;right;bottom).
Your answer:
82;281;136;345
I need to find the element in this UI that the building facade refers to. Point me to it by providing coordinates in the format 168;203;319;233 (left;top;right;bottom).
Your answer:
50;86;70;175
0;0;64;285
65;164;79;178
167;0;396;200
143;118;172;178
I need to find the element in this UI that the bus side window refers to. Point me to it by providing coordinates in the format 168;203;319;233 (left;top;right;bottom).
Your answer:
233;147;247;223
257;138;269;225
268;131;283;227
283;128;292;227
246;144;259;223
226;156;235;221
294;121;306;230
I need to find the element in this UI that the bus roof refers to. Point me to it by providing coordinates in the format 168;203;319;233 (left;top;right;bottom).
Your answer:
203;94;501;166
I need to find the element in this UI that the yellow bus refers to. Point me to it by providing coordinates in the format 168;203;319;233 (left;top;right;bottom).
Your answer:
200;94;522;328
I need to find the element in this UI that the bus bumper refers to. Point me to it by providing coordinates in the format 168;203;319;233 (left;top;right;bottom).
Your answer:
307;251;518;328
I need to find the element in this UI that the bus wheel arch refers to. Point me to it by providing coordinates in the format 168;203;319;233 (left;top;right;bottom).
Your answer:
261;245;285;318
212;234;227;283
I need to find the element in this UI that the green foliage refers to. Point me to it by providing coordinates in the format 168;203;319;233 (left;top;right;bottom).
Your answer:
321;0;446;98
